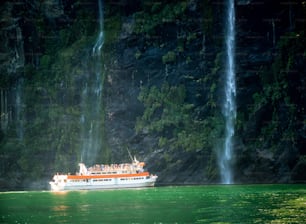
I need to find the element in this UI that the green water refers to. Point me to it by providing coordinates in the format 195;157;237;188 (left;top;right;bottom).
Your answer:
1;185;305;224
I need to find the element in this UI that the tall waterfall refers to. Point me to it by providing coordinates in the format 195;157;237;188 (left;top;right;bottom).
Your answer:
80;0;104;165
219;0;236;184
15;79;24;141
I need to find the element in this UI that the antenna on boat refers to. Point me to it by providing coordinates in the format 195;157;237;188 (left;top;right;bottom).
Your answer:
126;147;134;162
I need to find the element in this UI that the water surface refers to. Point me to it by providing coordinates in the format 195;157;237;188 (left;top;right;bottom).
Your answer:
1;185;305;223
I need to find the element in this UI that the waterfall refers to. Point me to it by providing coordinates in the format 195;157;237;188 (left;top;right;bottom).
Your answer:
219;0;236;184
80;0;104;165
93;0;104;56
0;89;8;132
15;79;24;141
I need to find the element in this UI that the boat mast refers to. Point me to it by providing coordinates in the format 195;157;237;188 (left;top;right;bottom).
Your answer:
126;148;134;162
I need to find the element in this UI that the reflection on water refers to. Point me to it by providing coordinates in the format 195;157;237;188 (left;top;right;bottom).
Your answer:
268;197;306;223
79;204;91;212
51;191;69;196
0;185;305;224
52;205;69;212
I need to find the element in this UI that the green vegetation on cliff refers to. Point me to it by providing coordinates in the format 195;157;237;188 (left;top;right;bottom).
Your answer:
136;82;223;153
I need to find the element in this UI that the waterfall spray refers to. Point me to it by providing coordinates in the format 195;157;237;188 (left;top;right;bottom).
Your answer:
219;0;236;184
80;0;104;165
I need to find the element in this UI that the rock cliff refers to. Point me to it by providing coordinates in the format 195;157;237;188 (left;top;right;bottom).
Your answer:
0;0;305;190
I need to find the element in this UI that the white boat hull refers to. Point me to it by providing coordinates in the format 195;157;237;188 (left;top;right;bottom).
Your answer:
50;175;157;191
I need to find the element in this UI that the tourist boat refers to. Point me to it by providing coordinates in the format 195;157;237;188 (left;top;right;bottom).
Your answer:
49;157;158;191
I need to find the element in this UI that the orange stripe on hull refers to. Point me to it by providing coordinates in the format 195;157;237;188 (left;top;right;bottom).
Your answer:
67;172;150;180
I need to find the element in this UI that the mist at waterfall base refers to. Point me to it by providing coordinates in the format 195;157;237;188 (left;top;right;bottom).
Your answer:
218;0;236;184
80;0;104;166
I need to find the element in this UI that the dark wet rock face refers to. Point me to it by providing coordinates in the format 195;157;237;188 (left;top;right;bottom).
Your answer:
0;0;305;190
